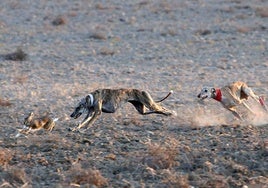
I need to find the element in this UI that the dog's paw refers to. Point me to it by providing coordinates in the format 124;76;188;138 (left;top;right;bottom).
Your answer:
69;127;87;133
15;133;21;138
172;110;177;116
68;127;78;132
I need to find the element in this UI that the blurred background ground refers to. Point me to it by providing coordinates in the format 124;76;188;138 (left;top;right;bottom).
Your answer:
0;0;267;187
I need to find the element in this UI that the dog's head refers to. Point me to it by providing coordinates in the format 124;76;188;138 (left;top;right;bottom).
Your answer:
24;112;34;126
197;87;216;100
70;94;94;119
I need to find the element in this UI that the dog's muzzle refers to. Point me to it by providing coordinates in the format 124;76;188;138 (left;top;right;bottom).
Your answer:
70;111;82;119
197;93;207;100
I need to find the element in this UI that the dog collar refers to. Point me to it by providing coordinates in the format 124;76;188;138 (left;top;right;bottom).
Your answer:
259;96;265;106
214;88;222;102
88;94;94;105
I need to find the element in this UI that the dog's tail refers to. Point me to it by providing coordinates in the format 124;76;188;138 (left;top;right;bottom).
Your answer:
156;90;173;103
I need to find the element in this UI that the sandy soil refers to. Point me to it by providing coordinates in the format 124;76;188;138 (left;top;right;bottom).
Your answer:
0;0;267;187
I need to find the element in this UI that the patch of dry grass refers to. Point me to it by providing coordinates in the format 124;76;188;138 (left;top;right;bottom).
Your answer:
99;47;116;56
89;31;107;40
52;15;66;26
255;7;268;17
122;117;143;126
142;138;179;169
0;167;30;187
195;29;212;36
65;164;107;187
0;148;13;167
236;25;252;33
0;97;12;107
162;170;190;188
2;48;28;61
13;75;28;84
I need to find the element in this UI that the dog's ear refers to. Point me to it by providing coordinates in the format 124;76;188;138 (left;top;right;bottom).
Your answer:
85;95;91;105
211;88;216;94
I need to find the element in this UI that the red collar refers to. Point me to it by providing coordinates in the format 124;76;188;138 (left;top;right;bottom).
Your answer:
214;88;222;102
259;96;265;106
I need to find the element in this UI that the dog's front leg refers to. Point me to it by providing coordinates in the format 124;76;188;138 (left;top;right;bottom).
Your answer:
84;100;102;128
73;100;102;131
80;112;92;127
72;112;93;131
229;108;243;120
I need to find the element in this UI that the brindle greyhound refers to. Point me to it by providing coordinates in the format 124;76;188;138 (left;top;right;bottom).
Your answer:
70;88;176;131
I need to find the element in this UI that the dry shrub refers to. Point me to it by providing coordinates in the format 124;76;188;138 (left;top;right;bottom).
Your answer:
248;176;268;186
66;164;107;187
188;173;229;188
89;31;107;40
195;29;212;36
0;148;13;167
99;47;116;56
52;15;66;26
236;26;252;33
255;7;268;17
0;98;12;107
3;48;28;61
95;3;108;10
122;117;143;126
161;28;178;37
1;167;30;187
201;176;229;188
228;161;248;175
143;139;178;169
162;170;190;188
150;1;173;14
13;75;28;84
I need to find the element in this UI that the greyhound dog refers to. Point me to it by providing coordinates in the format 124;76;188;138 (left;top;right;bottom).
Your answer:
70;88;176;131
197;81;267;120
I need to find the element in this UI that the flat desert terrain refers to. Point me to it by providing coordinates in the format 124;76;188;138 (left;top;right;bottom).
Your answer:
0;0;267;187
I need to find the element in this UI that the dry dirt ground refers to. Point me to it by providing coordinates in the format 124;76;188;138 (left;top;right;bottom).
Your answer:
0;0;268;187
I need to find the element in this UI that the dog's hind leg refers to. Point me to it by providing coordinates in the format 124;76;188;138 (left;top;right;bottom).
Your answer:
139;91;175;116
143;110;172;116
129;99;174;116
242;85;268;111
128;100;146;114
242;85;261;102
